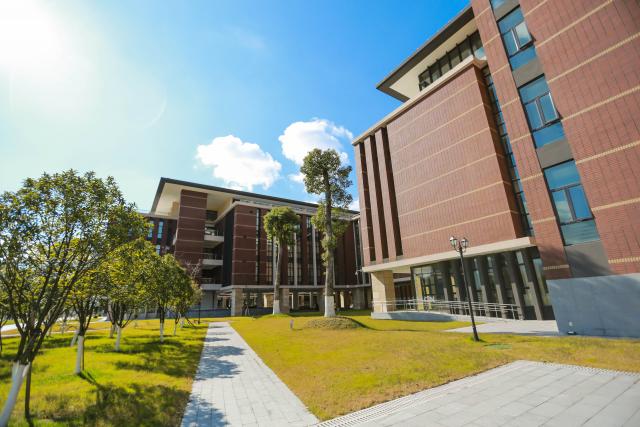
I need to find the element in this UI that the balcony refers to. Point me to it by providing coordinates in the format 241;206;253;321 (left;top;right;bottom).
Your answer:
199;277;223;291
202;253;223;268
204;227;224;247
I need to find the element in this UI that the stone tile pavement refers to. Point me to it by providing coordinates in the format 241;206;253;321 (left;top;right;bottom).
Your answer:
181;322;318;427
446;320;560;336
318;360;640;427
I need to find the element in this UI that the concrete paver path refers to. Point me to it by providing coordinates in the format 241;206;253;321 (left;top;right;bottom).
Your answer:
319;360;640;427
182;322;318;427
446;320;560;336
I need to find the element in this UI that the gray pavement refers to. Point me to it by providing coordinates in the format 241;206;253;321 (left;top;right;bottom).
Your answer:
446;320;560;336
181;322;318;427
318;361;640;427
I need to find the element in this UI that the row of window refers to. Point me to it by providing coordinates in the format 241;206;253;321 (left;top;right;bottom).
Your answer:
495;4;600;246
418;31;485;91
482;66;532;235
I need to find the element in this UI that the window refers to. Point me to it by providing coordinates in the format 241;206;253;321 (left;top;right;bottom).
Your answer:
519;76;565;147
544;162;599;245
155;244;161;255
490;0;507;9
157;220;164;239
418;31;484;91
147;222;154;239
498;7;537;69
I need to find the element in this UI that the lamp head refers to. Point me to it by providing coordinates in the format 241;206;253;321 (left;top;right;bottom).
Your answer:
461;237;469;249
449;236;458;249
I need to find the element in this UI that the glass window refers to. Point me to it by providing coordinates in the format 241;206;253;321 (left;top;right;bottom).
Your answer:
490;0;507;9
157;220;164;239
498;7;536;69
544;162;600;245
147;222;154;239
519;76;566;147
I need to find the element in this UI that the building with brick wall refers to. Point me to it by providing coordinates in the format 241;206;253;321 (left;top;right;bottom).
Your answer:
146;178;370;316
354;1;640;336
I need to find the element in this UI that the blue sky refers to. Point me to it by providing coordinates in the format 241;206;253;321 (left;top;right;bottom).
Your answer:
0;0;468;210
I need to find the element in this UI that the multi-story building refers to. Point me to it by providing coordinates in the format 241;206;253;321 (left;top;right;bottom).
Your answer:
354;1;640;336
145;178;370;315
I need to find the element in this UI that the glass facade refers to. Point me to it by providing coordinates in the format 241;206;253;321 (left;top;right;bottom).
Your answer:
418;31;485;91
498;7;537;70
519;76;565;148
544;161;600;245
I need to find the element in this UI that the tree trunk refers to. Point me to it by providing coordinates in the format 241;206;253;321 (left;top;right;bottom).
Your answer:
115;326;122;351
74;335;84;375
323;175;336;318
180;317;184;328
173;321;178;336
109;324;115;339
24;363;32;421
0;362;29;426
159;321;164;343
70;329;79;347
272;243;281;315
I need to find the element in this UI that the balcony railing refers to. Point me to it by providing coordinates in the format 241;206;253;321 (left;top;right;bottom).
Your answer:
372;298;522;320
202;253;222;260
205;228;222;237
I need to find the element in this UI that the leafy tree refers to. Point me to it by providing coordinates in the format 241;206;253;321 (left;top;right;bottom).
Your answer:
104;239;156;351
263;207;299;314
170;274;200;336
300;149;352;317
0;170;146;424
0;285;8;354
146;253;194;342
68;266;110;374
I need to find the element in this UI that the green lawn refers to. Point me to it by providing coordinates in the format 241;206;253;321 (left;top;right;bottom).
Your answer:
0;313;639;424
0;319;210;426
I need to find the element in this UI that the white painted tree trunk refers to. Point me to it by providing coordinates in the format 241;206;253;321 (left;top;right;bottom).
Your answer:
272;299;281;315
0;362;29;426
180;318;184;328
115;326;122;351
159;322;164;343
74;336;84;375
324;295;336;317
70;329;79;347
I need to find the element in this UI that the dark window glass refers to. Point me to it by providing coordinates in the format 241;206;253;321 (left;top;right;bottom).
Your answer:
449;49;461;68
520;76;565;147
544;161;599;245
498;7;536;69
157;220;164;239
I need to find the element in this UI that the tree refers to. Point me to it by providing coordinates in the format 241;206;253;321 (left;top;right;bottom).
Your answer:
146;254;194;342
300;149;352;317
170;274;200;336
0;170;146;424
105;239;156;351
263;207;299;314
68;266;110;374
0;285;8;354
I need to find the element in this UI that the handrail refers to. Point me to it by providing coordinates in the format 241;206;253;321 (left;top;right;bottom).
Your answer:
372;298;522;320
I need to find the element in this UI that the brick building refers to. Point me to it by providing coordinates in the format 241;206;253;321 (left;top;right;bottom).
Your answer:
354;1;640;335
145;178;369;315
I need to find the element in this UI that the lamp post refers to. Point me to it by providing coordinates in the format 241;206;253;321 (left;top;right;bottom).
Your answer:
450;236;479;342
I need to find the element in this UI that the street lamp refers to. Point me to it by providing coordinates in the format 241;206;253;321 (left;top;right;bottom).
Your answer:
450;236;479;342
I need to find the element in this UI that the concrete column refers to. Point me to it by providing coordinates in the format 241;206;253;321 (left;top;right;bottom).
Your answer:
280;288;290;313
230;288;243;316
371;270;395;313
352;288;366;309
338;291;345;309
414;274;425;310
291;291;299;310
505;251;527;320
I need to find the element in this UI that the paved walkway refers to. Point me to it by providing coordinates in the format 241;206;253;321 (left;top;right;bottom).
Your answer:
319;361;640;427
181;322;318;427
446;320;560;336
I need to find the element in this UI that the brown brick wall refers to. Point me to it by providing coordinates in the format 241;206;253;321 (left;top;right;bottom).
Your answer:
355;62;521;264
174;190;207;267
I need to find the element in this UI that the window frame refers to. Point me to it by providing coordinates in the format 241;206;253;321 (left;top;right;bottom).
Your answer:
498;7;536;69
523;91;560;131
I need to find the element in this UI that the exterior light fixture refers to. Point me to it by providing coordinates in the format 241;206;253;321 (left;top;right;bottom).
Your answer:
450;236;479;342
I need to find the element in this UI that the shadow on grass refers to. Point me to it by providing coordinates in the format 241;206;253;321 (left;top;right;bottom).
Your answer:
81;381;194;426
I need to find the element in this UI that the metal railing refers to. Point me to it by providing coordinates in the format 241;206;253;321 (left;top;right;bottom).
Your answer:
204;228;222;237
372;298;522;320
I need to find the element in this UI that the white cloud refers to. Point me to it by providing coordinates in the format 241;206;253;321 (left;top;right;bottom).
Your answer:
349;198;360;211
288;172;305;183
196;135;281;191
279;119;353;172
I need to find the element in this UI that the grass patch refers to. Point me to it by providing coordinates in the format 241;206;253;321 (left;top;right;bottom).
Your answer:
0;319;211;426
232;311;640;420
304;317;361;330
